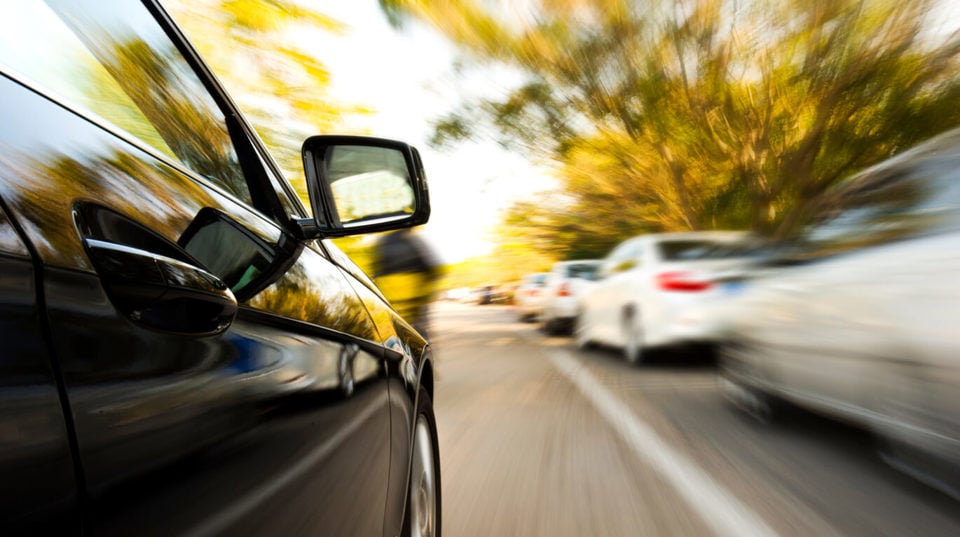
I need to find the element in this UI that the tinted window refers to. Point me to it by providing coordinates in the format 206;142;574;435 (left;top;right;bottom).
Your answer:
602;239;643;275
800;155;960;259
527;273;547;285
0;0;252;205
656;240;728;261
678;238;771;261
565;262;599;280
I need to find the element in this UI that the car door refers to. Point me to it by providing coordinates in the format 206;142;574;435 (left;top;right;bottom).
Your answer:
781;163;960;422
0;2;393;535
0;198;81;535
750;171;929;415
598;239;645;346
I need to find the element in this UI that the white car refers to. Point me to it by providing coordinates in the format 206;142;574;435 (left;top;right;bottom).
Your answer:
721;128;960;498
514;272;550;321
576;231;751;363
539;259;602;334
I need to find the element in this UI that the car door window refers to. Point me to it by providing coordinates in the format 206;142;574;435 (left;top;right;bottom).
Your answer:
801;162;960;260
606;240;642;274
567;262;599;280
0;0;252;205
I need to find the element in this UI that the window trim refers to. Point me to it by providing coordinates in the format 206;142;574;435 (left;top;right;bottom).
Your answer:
144;0;310;223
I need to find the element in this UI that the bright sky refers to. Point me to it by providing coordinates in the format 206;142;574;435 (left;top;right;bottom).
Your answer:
301;1;558;264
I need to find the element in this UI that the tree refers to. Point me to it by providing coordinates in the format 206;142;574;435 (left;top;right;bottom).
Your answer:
166;0;373;201
166;1;385;264
381;0;960;249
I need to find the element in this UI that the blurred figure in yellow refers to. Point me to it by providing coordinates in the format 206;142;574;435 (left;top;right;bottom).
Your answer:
372;228;442;338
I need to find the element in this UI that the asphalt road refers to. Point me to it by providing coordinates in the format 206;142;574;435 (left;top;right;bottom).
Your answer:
427;301;960;537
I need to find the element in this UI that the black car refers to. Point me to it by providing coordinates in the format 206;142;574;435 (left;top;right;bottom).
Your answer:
0;1;439;536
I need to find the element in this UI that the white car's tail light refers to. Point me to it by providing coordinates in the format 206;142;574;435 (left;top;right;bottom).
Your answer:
656;271;713;292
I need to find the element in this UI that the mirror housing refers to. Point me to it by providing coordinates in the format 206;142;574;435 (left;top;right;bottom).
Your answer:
300;135;430;238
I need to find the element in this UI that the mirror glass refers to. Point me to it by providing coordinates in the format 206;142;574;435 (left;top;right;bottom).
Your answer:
324;145;415;225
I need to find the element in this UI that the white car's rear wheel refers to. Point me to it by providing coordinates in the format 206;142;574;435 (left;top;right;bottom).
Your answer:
623;310;645;365
574;313;593;350
542;311;561;335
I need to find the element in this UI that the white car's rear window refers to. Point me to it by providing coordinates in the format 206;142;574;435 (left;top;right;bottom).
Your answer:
657;240;728;261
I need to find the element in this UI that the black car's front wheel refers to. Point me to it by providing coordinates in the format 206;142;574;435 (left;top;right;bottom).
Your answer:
406;388;441;537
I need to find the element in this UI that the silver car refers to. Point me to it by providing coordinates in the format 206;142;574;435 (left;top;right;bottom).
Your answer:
721;128;960;498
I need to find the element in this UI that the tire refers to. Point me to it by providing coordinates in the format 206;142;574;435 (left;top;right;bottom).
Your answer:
727;380;779;424
542;314;559;335
870;361;956;496
405;388;441;537
718;345;783;425
622;308;645;365
574;313;593;350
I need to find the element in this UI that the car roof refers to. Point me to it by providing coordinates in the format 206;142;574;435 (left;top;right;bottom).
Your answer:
626;230;748;243
554;259;602;267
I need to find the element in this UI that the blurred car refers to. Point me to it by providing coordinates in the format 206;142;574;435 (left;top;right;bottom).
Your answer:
539;259;602;334
443;287;471;302
676;239;783;343
576;231;751;363
720;128;960;498
0;1;439;535
514;272;550;321
473;284;509;305
474;285;495;304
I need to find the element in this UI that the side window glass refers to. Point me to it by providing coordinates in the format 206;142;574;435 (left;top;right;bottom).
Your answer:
601;241;640;276
0;0;252;205
599;248;623;278
802;170;934;259
630;244;644;268
905;160;960;233
614;243;641;273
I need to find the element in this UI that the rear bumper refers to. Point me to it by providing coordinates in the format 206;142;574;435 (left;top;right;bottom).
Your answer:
644;305;724;348
544;297;580;321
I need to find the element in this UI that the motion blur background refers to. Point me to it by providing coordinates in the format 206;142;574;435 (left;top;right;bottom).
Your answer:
165;1;960;535
167;0;960;284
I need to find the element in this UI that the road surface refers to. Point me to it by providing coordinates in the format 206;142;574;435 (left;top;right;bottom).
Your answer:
428;301;960;537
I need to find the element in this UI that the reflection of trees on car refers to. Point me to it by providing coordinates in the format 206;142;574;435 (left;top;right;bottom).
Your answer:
250;262;376;340
94;38;252;200
0;149;208;268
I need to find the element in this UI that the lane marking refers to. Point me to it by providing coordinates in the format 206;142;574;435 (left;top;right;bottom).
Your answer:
186;396;384;537
548;349;779;537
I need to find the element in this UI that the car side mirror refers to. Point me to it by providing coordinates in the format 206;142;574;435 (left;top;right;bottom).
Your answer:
300;135;430;237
